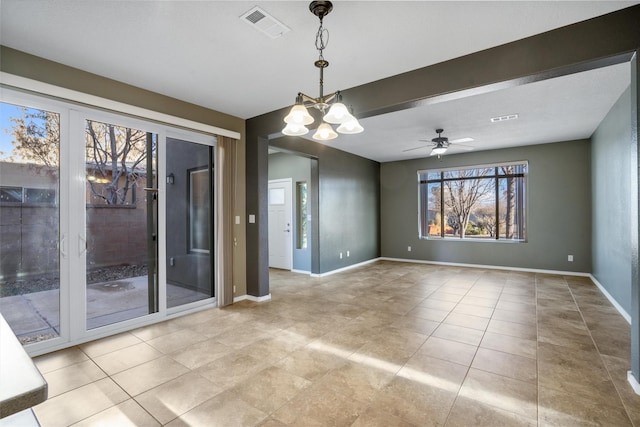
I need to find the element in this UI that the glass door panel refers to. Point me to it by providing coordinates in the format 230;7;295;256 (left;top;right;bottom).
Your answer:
166;137;214;308
0;102;61;344
84;119;157;329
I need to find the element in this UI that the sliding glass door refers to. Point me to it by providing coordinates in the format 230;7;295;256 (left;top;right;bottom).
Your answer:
0;101;62;345
165;136;215;309
0;88;218;354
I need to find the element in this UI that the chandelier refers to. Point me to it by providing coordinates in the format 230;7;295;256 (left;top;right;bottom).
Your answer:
282;1;364;141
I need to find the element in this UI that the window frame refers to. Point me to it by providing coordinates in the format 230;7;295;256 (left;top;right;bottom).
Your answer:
418;161;528;242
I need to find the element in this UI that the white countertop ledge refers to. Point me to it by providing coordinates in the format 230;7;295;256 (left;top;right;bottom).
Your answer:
0;314;47;418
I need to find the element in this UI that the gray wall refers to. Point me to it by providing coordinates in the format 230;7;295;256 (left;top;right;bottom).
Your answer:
268;152;312;272
381;140;592;272
592;87;632;314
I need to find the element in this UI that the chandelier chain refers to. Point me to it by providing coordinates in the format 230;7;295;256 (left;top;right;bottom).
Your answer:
315;18;329;60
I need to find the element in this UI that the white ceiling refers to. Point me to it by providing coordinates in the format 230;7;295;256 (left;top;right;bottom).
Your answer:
318;63;631;162
1;1;637;162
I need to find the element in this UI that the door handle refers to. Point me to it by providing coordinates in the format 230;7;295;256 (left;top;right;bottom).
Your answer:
60;234;67;257
79;234;87;256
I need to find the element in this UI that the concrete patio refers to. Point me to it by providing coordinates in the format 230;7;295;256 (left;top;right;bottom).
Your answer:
0;276;211;343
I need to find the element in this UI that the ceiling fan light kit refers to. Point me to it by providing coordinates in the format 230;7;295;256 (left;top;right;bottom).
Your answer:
403;128;474;157
431;145;448;156
282;1;364;141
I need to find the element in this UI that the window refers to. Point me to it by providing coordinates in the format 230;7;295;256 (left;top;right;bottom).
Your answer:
0;187;24;203
269;187;285;205
0;187;57;204
25;188;57;204
296;181;308;249
418;162;527;241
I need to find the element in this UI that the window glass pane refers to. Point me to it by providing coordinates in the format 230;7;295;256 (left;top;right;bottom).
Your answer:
85;119;157;329
443;170;460;180
0;102;61;344
0;187;23;203
296;182;308;249
25;188;57;204
426;171;441;181
269;187;285;205
443;176;496;239
469;180;496;239
499;176;526;240
166;138;214;308
190;168;210;253
421;182;442;237
498;163;527;175
444;167;493;180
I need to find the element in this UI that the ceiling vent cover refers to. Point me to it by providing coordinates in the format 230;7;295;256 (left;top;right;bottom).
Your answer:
490;114;519;123
240;6;290;39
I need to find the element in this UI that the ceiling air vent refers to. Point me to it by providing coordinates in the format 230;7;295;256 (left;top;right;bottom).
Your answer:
490;114;519;123
240;6;290;39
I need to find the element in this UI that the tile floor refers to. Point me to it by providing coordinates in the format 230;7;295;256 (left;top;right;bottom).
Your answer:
30;261;640;426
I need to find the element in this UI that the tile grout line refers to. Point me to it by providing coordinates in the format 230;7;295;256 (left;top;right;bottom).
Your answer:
86;342;164;426
440;270;492;427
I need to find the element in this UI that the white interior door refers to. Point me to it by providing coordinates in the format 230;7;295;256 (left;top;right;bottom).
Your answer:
268;179;292;270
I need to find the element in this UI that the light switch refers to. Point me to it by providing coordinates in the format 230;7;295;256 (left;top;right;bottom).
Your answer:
249;214;256;223
235;215;240;225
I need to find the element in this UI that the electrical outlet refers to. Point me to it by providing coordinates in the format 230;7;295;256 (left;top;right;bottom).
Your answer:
408;246;411;252
233;285;236;293
170;257;175;266
568;255;574;262
346;251;350;257
339;252;343;259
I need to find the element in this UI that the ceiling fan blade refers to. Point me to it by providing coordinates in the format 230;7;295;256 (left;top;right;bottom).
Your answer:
449;137;474;144
402;145;430;152
448;144;474;151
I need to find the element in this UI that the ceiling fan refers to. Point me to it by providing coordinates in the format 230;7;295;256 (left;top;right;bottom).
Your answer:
403;128;474;157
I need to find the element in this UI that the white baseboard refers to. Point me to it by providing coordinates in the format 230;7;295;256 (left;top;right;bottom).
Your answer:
589;275;631;324
628;371;640;395
233;293;271;303
291;269;311;275
310;258;381;278
380;257;591;277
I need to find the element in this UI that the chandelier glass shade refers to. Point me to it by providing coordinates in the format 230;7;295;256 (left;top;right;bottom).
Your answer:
282;1;363;141
282;122;310;136
313;122;338;140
